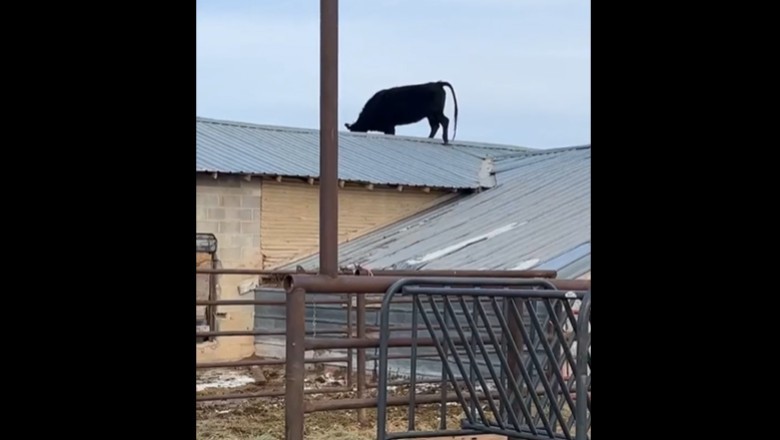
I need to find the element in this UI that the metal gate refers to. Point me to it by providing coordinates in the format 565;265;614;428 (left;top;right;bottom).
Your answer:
196;233;219;342
376;277;591;440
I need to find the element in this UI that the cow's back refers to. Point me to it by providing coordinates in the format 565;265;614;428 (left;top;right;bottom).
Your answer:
378;83;442;125
353;82;447;130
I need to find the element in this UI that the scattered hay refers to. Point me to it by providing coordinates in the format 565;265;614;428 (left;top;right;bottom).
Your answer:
196;365;582;440
197;396;467;440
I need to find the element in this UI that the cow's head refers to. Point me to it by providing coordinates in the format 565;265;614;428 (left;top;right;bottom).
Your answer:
344;122;367;133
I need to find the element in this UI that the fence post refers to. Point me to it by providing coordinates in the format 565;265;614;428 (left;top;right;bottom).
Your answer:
506;297;524;421
285;287;306;440
356;293;367;424
575;290;591;440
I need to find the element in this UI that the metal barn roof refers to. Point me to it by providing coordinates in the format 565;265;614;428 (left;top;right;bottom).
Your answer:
283;145;591;278
196;116;531;190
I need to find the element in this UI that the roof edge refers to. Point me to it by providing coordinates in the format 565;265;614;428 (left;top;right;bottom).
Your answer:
195;169;482;191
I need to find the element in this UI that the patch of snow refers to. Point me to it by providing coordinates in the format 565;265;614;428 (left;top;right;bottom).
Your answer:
510;258;540;270
196;370;256;392
414;383;440;394
406;222;523;265
472;382;499;393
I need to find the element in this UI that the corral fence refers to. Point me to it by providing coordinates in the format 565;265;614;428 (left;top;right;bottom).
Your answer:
375;278;591;440
195;268;591;440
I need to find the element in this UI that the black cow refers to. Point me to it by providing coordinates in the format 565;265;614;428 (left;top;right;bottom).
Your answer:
344;81;459;145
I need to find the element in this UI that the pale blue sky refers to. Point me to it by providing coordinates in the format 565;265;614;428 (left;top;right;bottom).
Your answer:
197;0;590;149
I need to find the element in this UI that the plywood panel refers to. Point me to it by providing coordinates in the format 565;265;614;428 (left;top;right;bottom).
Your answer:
261;181;450;268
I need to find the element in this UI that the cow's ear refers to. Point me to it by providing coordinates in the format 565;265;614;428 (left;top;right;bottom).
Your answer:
344;123;351;130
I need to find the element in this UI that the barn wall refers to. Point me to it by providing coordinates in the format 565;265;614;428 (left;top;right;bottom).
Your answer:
195;173;262;362
260;180;452;268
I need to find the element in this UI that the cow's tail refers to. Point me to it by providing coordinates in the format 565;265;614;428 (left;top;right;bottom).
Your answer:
438;81;458;142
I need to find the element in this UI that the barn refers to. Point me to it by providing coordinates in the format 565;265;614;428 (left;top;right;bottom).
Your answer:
195;116;534;362
253;144;591;375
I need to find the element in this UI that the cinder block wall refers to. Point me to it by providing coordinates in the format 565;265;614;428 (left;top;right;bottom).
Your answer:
196;173;262;362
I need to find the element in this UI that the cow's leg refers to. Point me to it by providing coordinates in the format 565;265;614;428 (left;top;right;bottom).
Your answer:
438;114;450;145
427;117;439;139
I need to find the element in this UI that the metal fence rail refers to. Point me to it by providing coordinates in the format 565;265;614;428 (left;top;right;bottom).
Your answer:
194;269;591;440
375;278;592;440
195;268;566;402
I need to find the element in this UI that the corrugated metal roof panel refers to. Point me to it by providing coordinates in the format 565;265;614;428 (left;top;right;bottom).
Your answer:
196;116;531;189
283;145;591;276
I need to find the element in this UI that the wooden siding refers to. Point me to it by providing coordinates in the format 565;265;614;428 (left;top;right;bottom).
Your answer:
260;181;450;268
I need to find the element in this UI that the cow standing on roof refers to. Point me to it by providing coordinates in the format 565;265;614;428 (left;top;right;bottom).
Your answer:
344;81;459;145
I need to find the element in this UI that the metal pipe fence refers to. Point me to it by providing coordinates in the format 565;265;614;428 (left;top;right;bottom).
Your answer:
194;268;590;440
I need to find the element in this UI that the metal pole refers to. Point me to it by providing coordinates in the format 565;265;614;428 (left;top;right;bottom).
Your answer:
285;287;306;440
356;292;367;424
346;293;354;390
285;274;591;294
575;291;591;440
319;0;339;277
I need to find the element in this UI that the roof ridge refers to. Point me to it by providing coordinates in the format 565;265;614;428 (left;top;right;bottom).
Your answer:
196;115;532;151
493;144;590;160
197;116;315;134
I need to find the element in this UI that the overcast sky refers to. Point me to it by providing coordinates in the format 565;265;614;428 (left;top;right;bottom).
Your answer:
197;0;590;149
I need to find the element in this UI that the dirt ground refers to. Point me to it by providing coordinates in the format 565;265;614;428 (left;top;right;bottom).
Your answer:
196;363;581;440
196;364;470;440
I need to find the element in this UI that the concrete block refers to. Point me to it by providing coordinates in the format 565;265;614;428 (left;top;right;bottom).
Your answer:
206;208;226;220
196;194;220;208
239;180;262;194
252;209;262;220
218;247;242;262
223;208;239;220
221;195;242;208
241;196;261;208
225;208;253;221
241;222;258;234
229;234;249;247
196;221;219;233
218;221;241;234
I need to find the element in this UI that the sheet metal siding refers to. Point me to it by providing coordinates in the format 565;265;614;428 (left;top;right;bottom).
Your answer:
284;147;591;275
254;288;552;380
